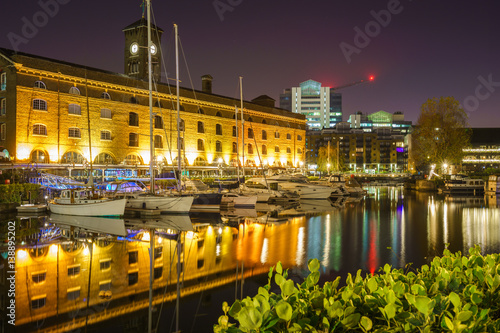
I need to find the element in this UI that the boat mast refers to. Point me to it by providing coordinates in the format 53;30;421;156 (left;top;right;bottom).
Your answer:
235;106;239;178
84;71;94;196
147;0;155;194
175;24;182;191
240;76;245;181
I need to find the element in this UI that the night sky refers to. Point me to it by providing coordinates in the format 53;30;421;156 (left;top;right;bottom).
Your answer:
1;0;499;127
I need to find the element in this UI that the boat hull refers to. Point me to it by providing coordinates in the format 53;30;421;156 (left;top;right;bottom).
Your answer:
125;195;193;213
48;198;127;216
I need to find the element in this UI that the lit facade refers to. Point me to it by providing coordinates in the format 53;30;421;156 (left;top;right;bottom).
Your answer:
462;128;500;172
0;50;305;173
348;110;412;134
280;80;342;129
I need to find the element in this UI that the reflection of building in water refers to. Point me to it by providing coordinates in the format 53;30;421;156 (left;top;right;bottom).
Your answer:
12;217;308;331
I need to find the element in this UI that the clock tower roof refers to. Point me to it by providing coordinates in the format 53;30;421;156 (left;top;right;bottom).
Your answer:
122;18;164;33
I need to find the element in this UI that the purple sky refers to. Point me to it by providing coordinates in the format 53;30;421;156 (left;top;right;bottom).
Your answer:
2;0;499;127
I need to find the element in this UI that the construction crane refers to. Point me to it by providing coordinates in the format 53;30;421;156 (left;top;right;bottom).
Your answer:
330;75;375;91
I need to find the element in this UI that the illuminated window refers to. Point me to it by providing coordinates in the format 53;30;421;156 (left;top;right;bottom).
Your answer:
125;154;142;165
101;92;111;100
31;150;47;163
101;130;111;141
34;81;46;89
216;124;222;135
33;124;47;136
68;103;81;115
94;152;116;164
197;139;205;151
216;140;222;152
129;133;139;147
62;152;85;164
0;72;6;90
0;98;5;115
33;99;47;111
129;112;139;126
275;131;280;139
101;108;112;119
197;121;205;133
154;115;163;129
262;130;267;140
69;86;80;95
68;127;81;138
154;135;163;148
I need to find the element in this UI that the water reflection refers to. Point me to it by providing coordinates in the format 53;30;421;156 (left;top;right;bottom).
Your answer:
4;187;500;332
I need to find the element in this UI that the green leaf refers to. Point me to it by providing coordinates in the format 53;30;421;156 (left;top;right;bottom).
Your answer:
341;313;361;329
228;300;242;318
276;262;283;275
308;258;320;272
383;263;391;274
258;287;269;300
367;276;378;293
471;292;482;304
456;310;472;322
443;316;454;330
281;279;295;298
238;306;263;330
414;296;431;315
384;303;396;320
448;292;461;309
275;301;292;322
359;316;373;331
275;273;285;287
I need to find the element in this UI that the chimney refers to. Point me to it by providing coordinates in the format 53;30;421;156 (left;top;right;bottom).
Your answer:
201;74;213;94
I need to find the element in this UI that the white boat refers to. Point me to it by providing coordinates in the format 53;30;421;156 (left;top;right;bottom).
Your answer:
221;192;257;208
485;174;500;194
48;188;126;217
267;174;334;199
345;177;367;196
49;213;127;236
315;174;350;196
239;178;299;203
120;192;194;213
442;174;485;195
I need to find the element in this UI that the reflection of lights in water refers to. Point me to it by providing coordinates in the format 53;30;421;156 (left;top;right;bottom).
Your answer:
50;244;58;255
260;238;269;264
158;236;163;244
443;202;448;244
463;208;500;252
218;227;222;235
296;227;305;266
83;245;90;256
215;243;221;257
322;215;331;268
186;231;195;239
141;231;150;242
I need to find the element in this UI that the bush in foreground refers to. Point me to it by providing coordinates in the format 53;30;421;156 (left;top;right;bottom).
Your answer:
214;246;500;332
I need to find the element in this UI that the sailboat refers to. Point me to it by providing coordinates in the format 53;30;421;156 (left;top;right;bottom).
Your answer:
48;72;127;217
121;15;193;214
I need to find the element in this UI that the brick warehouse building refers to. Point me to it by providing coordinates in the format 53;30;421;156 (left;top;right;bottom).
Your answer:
0;21;305;178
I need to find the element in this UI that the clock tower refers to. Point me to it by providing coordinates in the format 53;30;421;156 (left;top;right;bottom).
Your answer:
123;17;163;82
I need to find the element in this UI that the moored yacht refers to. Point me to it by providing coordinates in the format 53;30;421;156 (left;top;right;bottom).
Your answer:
441;174;485;195
267;174;335;199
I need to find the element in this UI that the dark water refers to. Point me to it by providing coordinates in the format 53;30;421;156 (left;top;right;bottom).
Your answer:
5;187;500;332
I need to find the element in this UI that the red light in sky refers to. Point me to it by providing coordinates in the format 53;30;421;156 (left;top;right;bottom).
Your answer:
369;75;375;81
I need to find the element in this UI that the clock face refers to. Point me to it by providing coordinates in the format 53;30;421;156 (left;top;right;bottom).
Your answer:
130;42;139;55
150;43;157;55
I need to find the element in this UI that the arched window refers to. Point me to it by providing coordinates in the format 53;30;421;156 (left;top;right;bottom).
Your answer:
297;148;302;154
197;139;205;151
33;99;47;111
198;108;204;114
248;143;253;154
216;140;222;152
197;121;205;133
262;130;267;140
125;154;143;165
61;151;85;164
69;86;80;95
247;116;253;122
215;111;222;117
274;131;280;139
297;135;302;141
68;103;81;115
31;150;47;163
262;145;267;155
130;97;138;104
68;127;81;138
216;124;222;135
194;156;207;166
100;130;111;141
33;124;47;136
94;153;116;165
232;142;237;153
129;133;139;147
34;81;46;89
286;147;291;154
101;108;112;119
101;92;111;100
154;115;163;129
248;128;254;139
154;135;163;148
129;112;139;126
286;133;291;140
275;146;280;153
232;126;237;137
262;119;267;124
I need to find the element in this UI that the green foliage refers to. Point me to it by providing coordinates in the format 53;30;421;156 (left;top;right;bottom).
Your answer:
0;183;42;203
214;246;500;332
411;97;471;171
317;144;344;173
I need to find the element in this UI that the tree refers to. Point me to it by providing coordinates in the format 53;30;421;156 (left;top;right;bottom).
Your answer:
317;143;344;173
411;97;471;172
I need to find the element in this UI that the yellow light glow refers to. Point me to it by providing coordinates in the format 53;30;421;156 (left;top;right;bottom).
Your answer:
267;157;274;165
17;249;28;260
83;245;90;256
142;231;150;241
158;236;163;244
17;145;31;160
207;225;214;235
141;151;151;165
186;231;195;239
280;158;287;166
50;244;58;255
186;153;197;165
224;154;230;163
206;153;214;164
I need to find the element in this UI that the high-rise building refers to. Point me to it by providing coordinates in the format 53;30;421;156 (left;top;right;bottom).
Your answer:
348;110;412;134
280;80;342;129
